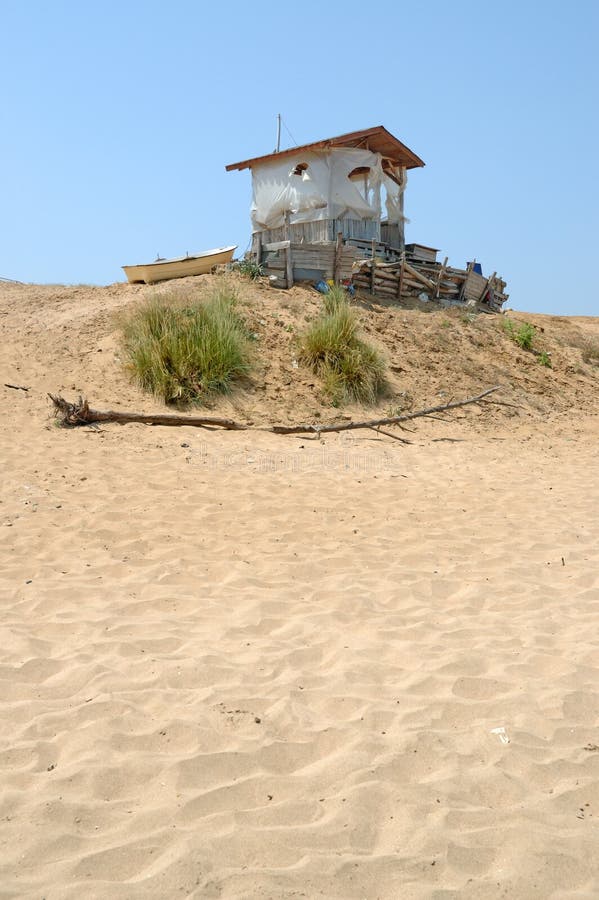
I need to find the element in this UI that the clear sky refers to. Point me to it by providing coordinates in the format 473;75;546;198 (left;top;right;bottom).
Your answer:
2;0;598;315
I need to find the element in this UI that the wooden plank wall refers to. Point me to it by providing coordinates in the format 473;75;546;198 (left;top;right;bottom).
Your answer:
380;223;401;246
263;242;360;288
255;218;380;252
327;219;380;241
346;238;403;262
461;270;487;302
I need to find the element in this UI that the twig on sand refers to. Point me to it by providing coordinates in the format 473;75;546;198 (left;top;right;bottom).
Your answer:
368;426;412;444
48;386;502;437
5;383;29;392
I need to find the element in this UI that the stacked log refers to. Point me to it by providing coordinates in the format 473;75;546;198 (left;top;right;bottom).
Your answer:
352;256;508;312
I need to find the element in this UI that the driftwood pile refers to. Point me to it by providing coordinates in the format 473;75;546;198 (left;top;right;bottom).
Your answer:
352;254;508;312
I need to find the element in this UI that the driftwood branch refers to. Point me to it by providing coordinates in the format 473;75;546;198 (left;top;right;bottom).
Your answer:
49;387;501;437
269;386;501;434
48;395;247;430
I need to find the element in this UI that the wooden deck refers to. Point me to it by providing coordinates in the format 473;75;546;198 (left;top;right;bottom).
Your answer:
253;226;508;313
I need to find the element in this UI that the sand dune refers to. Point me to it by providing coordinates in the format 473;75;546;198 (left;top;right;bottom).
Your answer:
1;280;599;897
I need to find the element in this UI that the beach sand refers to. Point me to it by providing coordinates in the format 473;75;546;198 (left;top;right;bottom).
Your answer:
1;280;598;898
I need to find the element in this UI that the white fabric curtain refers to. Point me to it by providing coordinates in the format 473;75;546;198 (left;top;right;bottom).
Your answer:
250;148;385;232
382;165;407;225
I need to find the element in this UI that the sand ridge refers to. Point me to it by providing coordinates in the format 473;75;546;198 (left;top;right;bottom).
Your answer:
1;279;599;897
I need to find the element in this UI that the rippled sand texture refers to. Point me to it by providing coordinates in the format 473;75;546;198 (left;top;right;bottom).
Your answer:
1;413;598;899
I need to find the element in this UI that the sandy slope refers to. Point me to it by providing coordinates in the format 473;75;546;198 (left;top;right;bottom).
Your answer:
1;279;599;898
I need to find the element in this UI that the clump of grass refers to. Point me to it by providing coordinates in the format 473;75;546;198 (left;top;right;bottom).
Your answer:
503;317;536;351
561;329;599;367
581;339;599;366
298;287;386;405
321;285;348;314
514;322;535;350
538;350;552;368
233;258;263;280
121;286;251;404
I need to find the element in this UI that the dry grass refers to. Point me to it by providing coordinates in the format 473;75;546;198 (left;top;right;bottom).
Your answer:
298;288;387;405
581;339;599;366
120;284;251;404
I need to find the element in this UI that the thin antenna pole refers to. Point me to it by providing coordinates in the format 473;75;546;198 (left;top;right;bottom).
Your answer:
276;113;281;153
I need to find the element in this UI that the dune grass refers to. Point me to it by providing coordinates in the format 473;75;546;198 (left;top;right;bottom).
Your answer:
581;338;599;366
120;285;251;404
298;287;386;405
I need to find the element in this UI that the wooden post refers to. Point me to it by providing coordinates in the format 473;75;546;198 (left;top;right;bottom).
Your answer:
285;246;294;290
398;167;406;253
458;261;474;302
478;271;496;303
435;256;448;299
396;251;405;300
333;232;343;284
283;211;293;289
370;238;376;294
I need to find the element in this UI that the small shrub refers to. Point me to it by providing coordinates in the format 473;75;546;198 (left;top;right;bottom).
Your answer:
121;286;251;404
234;258;263;280
298;293;386;405
502;317;535;351
514;322;535;350
538;351;552;368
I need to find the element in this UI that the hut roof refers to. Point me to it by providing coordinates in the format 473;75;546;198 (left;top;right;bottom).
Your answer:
225;125;425;172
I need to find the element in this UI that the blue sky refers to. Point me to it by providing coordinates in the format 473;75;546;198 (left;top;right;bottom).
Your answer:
2;0;598;315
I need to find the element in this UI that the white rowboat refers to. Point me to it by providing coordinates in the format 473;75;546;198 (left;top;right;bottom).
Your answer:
122;245;237;285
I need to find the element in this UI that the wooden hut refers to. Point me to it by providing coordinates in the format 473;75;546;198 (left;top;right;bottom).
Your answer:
226;125;425;287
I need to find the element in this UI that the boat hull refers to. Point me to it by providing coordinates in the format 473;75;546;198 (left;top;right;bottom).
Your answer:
122;246;237;284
